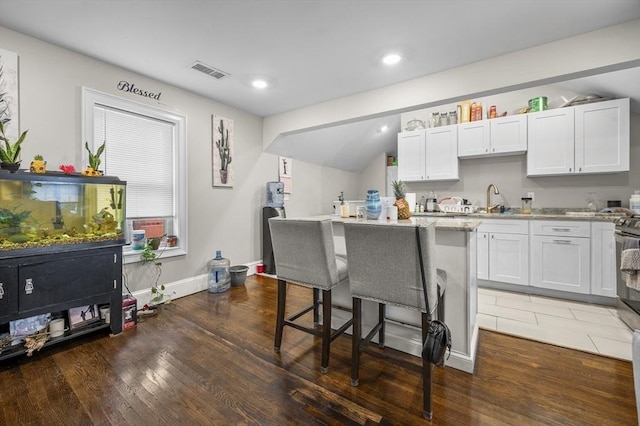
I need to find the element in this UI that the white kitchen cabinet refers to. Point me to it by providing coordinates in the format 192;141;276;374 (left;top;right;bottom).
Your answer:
574;98;630;174
397;126;458;181
527;108;575;176
590;222;616;297
477;219;529;286
397;130;425;181
530;221;590;294
527;98;629;176
458;115;527;158
425;125;458;180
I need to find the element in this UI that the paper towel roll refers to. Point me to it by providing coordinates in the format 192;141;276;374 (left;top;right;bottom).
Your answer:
387;205;398;221
406;193;417;212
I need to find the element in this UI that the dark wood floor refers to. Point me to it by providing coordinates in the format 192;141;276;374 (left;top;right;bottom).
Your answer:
0;274;636;425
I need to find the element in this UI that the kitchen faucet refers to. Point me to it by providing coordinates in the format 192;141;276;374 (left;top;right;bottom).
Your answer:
486;184;500;213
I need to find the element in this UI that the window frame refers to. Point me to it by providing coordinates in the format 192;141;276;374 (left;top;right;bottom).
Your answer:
82;87;187;263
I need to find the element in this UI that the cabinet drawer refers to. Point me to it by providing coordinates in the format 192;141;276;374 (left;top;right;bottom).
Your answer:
0;265;18;322
18;251;117;313
477;219;528;234
531;221;590;237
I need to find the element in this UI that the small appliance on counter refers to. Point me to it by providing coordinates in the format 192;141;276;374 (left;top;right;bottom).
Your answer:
263;182;286;275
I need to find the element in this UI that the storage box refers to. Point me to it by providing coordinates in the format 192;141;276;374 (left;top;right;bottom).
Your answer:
132;219;164;239
122;294;138;330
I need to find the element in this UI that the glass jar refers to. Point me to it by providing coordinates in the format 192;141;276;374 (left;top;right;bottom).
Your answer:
429;112;440;128
521;197;533;215
448;110;457;125
365;189;382;220
208;250;230;293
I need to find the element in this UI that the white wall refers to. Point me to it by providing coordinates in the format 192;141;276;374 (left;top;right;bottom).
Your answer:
0;27;359;292
263;20;640;146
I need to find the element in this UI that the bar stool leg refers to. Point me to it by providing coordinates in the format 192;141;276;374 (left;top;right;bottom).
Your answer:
378;303;386;348
351;297;362;386
421;312;433;420
274;279;287;352
320;289;332;373
313;288;320;324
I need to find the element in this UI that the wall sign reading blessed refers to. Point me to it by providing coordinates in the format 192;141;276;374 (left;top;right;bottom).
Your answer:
117;81;161;100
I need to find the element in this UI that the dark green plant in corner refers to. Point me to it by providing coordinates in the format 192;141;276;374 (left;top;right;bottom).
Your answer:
0;121;27;164
139;241;171;307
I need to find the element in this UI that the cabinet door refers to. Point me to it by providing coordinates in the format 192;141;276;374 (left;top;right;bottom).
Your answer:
490;114;527;155
530;236;590;294
489;233;529;286
527;108;575;176
397;131;425;181
477;232;489;280
575;98;630;174
19;251;118;313
0;265;18;322
591;222;616;297
458;121;490;158
425;126;458;180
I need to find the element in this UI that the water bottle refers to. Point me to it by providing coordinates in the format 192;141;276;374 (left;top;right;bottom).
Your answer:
208;250;230;293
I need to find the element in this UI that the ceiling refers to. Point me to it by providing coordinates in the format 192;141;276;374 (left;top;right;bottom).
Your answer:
0;0;639;171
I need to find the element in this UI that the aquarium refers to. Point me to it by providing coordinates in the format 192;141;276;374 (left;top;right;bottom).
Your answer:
0;171;126;252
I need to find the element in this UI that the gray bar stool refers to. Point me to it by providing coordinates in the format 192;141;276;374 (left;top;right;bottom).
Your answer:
343;221;444;420
268;217;353;373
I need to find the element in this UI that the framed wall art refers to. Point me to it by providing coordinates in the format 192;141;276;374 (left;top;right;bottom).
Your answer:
212;115;234;187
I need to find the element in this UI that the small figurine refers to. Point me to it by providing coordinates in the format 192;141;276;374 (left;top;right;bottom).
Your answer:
30;154;46;174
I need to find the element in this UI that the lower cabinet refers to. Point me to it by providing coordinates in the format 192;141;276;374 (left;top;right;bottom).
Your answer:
0;243;124;360
478;218;616;300
477;219;529;286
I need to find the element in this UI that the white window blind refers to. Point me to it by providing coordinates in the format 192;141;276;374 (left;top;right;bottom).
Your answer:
94;105;175;218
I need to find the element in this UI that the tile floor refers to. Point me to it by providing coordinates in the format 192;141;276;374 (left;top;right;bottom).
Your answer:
477;287;633;361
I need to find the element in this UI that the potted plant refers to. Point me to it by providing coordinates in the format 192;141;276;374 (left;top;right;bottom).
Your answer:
0;121;28;172
82;141;105;176
138;240;172;312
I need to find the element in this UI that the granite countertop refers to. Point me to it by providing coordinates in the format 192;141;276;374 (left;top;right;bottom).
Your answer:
413;208;625;222
330;215;481;232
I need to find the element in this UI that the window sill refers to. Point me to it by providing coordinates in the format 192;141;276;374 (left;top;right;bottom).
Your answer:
122;245;186;264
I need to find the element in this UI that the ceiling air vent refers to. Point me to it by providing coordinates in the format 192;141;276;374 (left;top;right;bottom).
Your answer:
190;61;230;79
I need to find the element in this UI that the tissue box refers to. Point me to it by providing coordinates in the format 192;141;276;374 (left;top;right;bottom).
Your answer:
122;294;138;330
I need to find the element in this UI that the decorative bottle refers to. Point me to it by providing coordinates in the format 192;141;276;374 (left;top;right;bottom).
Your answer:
365;189;382;220
208;250;231;293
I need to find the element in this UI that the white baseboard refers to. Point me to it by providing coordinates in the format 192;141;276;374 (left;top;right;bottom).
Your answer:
131;260;262;309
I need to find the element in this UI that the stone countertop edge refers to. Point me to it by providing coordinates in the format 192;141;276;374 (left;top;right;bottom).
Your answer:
413;210;623;222
328;216;481;232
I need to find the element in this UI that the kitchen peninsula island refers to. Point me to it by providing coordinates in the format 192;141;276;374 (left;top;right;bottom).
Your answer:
328;216;480;374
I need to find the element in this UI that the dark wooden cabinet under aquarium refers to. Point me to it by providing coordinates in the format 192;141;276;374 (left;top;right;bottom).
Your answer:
0;171;126;360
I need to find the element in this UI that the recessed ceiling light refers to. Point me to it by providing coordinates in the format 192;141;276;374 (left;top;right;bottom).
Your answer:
380;125;389;132
252;79;268;89
382;53;401;66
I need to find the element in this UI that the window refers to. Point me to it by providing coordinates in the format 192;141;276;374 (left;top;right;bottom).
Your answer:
83;88;187;262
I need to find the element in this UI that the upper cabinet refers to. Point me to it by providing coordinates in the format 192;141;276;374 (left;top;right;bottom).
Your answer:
527;98;629;176
458;115;527;158
397;126;458;181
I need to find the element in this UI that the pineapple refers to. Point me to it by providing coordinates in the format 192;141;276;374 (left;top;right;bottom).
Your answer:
30;154;46;174
392;180;412;219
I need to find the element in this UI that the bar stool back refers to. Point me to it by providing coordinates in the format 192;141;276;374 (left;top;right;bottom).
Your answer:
268;217;352;373
343;221;442;420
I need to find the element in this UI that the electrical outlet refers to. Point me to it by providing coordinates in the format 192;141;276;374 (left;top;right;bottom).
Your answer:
527;192;535;201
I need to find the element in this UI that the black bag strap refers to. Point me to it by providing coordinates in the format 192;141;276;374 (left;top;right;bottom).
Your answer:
415;225;432;322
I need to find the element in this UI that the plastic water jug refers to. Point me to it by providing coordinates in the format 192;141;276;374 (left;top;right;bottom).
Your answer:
208;250;230;293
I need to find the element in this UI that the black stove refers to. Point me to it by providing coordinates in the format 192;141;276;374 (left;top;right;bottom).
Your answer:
615;216;640;236
615;215;640;330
